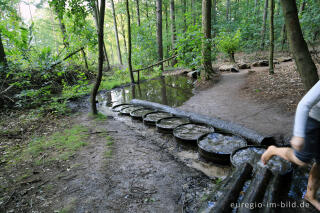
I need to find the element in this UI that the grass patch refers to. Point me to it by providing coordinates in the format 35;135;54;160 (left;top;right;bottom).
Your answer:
2;125;89;166
104;150;113;158
104;134;114;158
89;112;107;121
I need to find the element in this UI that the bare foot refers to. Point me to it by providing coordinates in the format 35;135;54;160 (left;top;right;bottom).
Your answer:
305;194;320;211
261;145;276;165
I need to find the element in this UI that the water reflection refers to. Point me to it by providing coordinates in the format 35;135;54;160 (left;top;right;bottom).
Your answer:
98;75;194;107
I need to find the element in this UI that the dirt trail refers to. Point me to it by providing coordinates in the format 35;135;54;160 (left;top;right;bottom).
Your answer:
49;112;216;213
180;67;295;141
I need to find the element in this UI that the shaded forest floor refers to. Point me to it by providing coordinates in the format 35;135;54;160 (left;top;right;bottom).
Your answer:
1;50;320;212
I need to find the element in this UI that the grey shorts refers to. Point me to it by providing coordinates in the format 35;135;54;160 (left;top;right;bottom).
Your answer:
294;117;320;164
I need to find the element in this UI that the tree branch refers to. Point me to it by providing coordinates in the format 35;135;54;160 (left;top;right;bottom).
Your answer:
133;55;177;73
49;47;84;69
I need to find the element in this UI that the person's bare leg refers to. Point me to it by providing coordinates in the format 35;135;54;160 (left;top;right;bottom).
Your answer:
261;145;306;166
305;163;320;211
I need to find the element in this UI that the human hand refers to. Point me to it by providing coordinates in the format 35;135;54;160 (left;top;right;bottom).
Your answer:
290;136;304;151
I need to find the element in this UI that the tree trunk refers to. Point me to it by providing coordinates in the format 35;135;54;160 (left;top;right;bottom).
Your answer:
192;0;196;24
135;0;141;26
57;16;69;48
269;0;275;74
183;0;186;32
111;0;123;65
119;15;128;56
212;0;217;38
0;33;8;70
156;0;164;71
81;48;89;70
125;0;135;83
260;0;269;49
255;0;260;19
226;0;230;21
91;0;106;115
299;0;306;14
201;0;214;79
281;23;287;51
146;1;149;18
280;0;319;90
92;0;110;69
165;2;169;59
170;0;177;66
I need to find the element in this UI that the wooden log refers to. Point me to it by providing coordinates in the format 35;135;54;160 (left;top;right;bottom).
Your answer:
238;167;273;213
212;163;253;213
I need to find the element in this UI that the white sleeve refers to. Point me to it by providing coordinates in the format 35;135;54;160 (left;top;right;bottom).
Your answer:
293;80;320;137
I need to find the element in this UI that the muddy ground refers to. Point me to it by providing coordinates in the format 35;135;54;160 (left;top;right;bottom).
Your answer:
2;107;230;212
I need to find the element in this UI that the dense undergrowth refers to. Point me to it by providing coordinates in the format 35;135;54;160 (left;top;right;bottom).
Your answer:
1;62;162;116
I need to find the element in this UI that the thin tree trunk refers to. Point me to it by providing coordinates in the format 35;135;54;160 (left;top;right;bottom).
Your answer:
192;0;196;24
280;0;319;90
201;0;214;79
111;0;123;65
212;0;217;38
269;0;275;74
57;16;69;48
136;0;141;26
226;0;230;21
261;0;269;49
119;15;128;56
0;33;8;70
281;23;287;51
93;0;110;69
170;0;177;66
125;0;135;83
165;2;169;59
91;0;106;115
156;0;164;71
146;1;149;18
299;0;306;14
183;0;186;32
81;48;89;70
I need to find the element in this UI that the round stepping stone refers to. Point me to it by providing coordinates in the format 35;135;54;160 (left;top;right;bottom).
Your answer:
156;117;190;133
130;108;155;120
231;146;292;175
198;132;247;164
112;104;132;112
143;112;172;126
173;123;214;143
120;106;144;115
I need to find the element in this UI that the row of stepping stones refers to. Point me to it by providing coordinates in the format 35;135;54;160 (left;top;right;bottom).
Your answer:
112;103;297;213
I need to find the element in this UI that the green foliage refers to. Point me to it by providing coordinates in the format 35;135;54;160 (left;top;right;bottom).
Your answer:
175;23;203;69
2;124;89;165
215;29;241;58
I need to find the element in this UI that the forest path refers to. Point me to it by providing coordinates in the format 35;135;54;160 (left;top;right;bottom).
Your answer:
49;113;213;213
180;64;295;141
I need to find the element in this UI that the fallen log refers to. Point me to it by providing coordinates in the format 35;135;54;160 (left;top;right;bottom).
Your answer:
211;163;253;213
133;55;177;73
49;47;84;69
130;99;275;145
237;167;273;213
